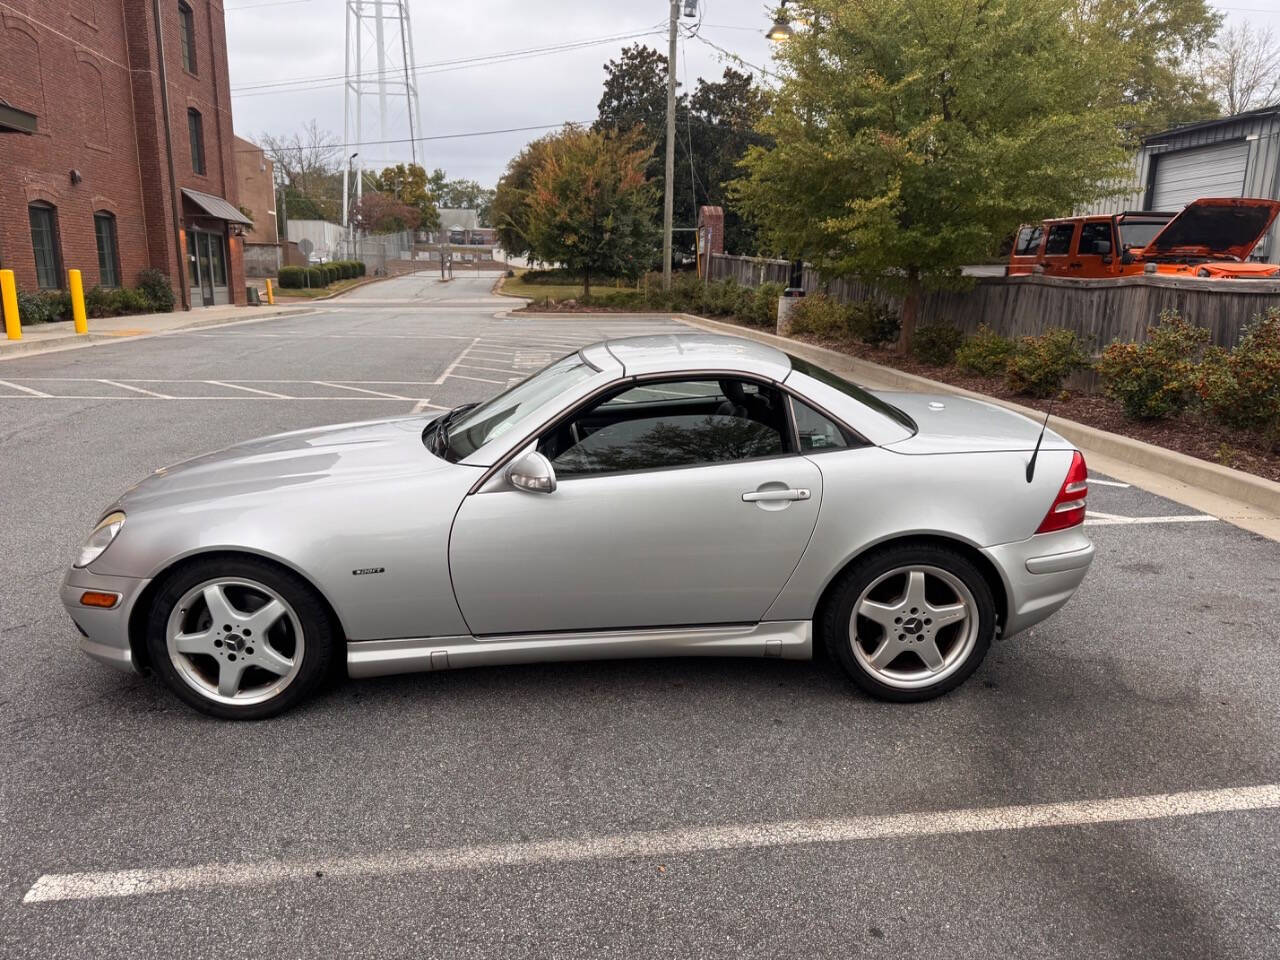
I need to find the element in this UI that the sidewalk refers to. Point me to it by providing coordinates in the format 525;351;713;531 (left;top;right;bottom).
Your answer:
0;303;312;360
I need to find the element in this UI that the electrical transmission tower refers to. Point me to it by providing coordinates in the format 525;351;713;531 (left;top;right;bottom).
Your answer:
342;0;425;231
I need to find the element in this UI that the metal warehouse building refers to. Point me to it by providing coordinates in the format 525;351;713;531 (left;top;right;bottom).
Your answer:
1082;105;1280;264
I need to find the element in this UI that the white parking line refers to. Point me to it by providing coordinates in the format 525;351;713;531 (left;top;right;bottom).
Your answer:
0;378;52;397
22;783;1280;904
432;337;483;385
1085;511;1218;526
205;380;290;399
98;379;173;399
312;381;414;400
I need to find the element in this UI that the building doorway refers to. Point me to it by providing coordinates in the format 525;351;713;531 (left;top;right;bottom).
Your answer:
188;229;228;306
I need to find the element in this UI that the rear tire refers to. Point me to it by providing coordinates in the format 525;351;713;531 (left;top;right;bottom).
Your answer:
821;544;995;703
146;556;338;720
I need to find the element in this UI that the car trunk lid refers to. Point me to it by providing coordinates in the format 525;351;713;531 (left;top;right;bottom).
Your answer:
874;392;1072;454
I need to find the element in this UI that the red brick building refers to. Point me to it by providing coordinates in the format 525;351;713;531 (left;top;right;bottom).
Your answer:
0;0;249;309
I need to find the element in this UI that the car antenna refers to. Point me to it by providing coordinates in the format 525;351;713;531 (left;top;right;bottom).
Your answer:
1025;400;1054;483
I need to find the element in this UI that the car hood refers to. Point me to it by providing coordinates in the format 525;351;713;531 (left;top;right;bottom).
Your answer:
119;415;445;511
873;392;1071;455
1143;197;1280;261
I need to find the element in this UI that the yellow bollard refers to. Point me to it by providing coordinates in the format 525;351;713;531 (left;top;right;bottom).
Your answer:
0;269;20;340
264;278;275;305
68;269;88;334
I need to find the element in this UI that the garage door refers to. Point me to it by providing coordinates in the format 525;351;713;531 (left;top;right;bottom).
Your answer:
1150;141;1248;210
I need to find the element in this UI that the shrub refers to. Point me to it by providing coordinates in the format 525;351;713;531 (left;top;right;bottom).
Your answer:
137;268;175;312
16;289;70;324
955;324;1015;377
321;264;339;285
85;286;114;319
912;322;965;366
848;300;899;346
1096;311;1209;419
1196;307;1280;449
1006;328;1091;397
110;287;151;314
307;267;326;287
786;293;850;337
277;266;304;289
354;260;367;277
744;282;782;328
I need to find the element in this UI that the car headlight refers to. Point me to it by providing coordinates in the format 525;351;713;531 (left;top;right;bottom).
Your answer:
75;512;126;568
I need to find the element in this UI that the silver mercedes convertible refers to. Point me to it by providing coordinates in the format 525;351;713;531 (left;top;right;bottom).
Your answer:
62;334;1094;719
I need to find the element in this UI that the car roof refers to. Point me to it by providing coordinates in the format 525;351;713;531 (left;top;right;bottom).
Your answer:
580;333;793;381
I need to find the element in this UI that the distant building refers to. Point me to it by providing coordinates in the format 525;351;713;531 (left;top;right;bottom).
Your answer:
286;220;350;262
422;209;495;247
1079;106;1280;264
233;136;280;278
0;0;251;308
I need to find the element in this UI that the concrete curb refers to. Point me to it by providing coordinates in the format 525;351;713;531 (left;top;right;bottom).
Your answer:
676;312;1280;516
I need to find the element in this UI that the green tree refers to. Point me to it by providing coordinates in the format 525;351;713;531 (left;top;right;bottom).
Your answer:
428;168;497;224
491;136;555;261
369;163;440;229
733;0;1132;351
688;68;771;255
524;126;658;295
1073;0;1222;139
594;46;772;256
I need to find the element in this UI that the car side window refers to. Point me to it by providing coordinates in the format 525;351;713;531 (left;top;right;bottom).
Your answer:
791;398;852;452
539;377;792;478
1044;223;1075;256
1078;221;1113;255
1014;225;1043;256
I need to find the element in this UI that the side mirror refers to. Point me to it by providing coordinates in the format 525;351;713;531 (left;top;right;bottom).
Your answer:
507;450;557;494
1121;250;1135;265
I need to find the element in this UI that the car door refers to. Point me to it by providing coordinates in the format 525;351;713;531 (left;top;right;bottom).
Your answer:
448;376;823;636
1040;221;1077;277
1074;219;1117;277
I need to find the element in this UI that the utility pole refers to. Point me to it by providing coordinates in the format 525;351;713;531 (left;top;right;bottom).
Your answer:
662;0;678;291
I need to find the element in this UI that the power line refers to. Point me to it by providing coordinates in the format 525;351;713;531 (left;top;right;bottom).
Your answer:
230;26;667;96
238;120;591;155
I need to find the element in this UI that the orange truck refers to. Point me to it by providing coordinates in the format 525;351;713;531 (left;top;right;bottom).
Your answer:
1007;198;1280;280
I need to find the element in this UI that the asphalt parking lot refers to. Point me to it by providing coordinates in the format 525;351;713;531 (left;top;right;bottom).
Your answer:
1;273;1277;958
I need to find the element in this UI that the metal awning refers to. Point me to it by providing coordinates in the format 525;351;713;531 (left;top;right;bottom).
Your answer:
0;103;37;135
181;187;252;225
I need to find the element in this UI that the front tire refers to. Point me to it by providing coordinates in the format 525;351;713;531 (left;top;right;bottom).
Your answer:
146;556;338;719
821;544;995;702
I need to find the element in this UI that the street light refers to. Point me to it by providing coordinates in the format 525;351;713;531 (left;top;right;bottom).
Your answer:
765;2;793;41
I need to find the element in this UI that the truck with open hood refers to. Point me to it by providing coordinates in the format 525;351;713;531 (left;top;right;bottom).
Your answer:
1007;198;1280;280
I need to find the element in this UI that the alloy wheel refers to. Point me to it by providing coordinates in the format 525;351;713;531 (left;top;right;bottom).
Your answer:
849;564;979;690
165;577;305;706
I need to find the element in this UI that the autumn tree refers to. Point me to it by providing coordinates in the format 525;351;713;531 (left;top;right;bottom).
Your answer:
369;163;440;228
523;126;658;295
734;0;1132;351
350;192;422;234
491;136;555;261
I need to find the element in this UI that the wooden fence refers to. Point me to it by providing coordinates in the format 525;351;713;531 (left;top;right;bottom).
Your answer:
708;254;1280;348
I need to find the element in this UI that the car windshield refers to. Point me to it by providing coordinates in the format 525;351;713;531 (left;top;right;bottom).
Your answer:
785;354;916;433
1118;220;1168;250
435;353;597;461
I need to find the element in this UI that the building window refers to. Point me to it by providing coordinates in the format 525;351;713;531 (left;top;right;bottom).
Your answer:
28;203;63;290
94;212;121;288
188;108;205;174
178;2;197;74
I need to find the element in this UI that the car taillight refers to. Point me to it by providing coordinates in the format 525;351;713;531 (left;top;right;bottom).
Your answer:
1035;450;1088;534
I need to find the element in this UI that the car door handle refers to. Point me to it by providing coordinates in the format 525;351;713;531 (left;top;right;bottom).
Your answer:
742;488;811;503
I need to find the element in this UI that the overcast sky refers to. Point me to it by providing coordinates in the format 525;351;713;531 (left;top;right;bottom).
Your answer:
224;0;1279;188
224;0;779;185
